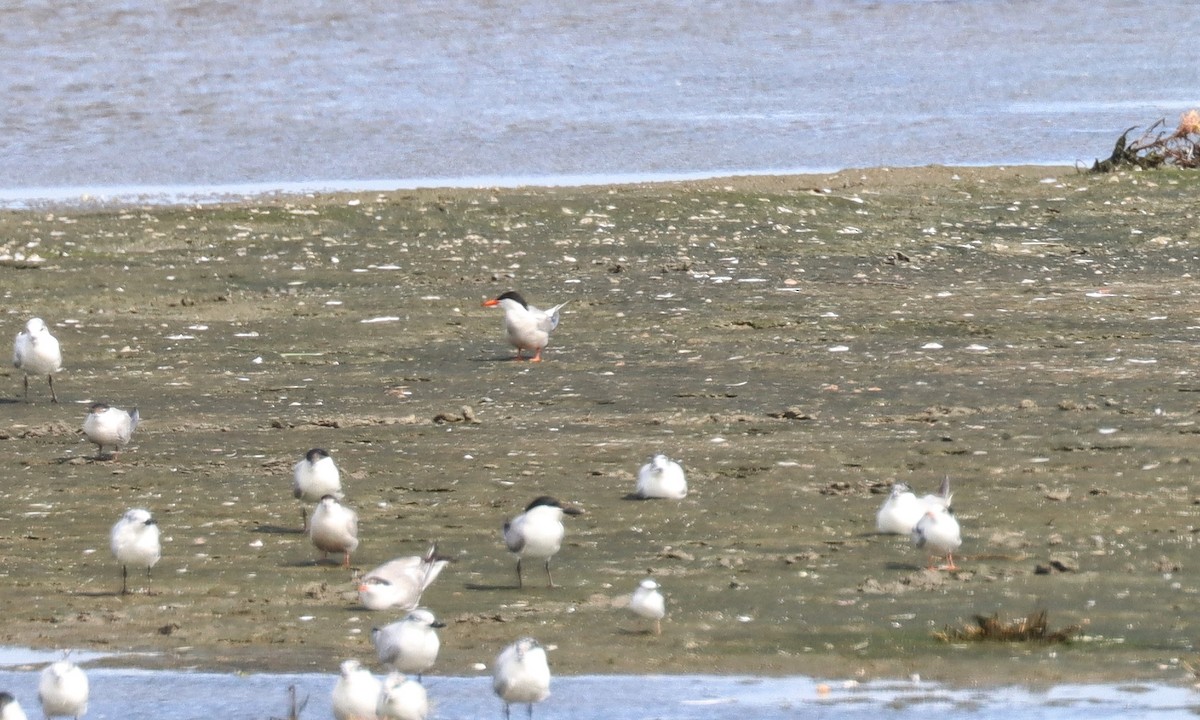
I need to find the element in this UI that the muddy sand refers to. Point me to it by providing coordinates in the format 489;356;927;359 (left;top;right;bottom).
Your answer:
2;165;1200;687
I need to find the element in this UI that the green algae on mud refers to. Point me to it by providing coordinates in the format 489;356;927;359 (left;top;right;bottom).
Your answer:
2;166;1200;687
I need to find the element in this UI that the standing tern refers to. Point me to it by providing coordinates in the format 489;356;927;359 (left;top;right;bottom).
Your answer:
493;637;550;720
293;448;342;530
635;454;688;499
628;578;666;635
0;692;29;720
503;496;584;588
110;508;161;595
376;672;428;720
912;506;962;570
482;291;567;362
81;403;139;460
330;659;381;720
876;477;952;534
309;495;359;567
12;317;62;403
372;608;445;681
37;659;88;720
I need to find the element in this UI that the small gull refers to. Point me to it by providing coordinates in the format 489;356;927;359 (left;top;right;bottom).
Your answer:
372;608;445;681
635;454;688;499
81;403;139;460
309;495;359;568
12;317;62;403
493;637;551;720
38;659;88;720
110;508;161;595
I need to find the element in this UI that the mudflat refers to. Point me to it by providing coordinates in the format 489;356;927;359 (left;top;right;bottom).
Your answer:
2;166;1199;686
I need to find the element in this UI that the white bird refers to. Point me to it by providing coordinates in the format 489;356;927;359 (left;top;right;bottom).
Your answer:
12;317;62;403
38;659;88;720
293;448;342;530
628;578;666;635
331;659;381;720
357;544;450;611
493;637;550;720
309;495;359;568
635;454;688;499
503;496;584;588
876;477;952;534
110;508;161;595
912;506;962;571
0;692;29;720
81;403;139;460
372;608;444;680
376;672;428;720
482;291;567;362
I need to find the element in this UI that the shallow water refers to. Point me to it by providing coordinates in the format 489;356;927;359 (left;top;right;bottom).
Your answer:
2;0;1198;202
2;662;1198;720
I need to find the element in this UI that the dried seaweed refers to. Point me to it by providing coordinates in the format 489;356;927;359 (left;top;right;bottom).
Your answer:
934;609;1083;644
1090;110;1200;172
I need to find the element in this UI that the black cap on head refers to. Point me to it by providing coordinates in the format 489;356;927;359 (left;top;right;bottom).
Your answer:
306;448;331;462
495;290;528;308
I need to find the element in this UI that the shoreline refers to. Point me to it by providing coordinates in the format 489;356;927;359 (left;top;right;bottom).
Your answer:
0;163;1082;210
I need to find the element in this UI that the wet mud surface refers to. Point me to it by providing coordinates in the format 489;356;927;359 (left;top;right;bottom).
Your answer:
2;166;1200;686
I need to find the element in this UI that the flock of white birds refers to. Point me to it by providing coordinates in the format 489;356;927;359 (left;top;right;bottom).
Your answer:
8;297;960;720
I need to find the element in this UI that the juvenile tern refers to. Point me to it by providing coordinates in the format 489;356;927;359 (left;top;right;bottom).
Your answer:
110;508;161;595
372;608;445;681
330;659;381;720
310;495;359;567
293;448;343;530
482;291;567;362
503;496;584;588
376;672;429;720
912;506;962;570
81;403;139;460
12;317;62;403
628;578;666;635
876;477;952;534
492;637;550;720
635;454;688;499
37;659;88;720
0;692;28;720
357;544;450;611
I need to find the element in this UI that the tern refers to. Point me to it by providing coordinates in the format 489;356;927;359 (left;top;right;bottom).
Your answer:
0;692;29;720
357;544;450;611
330;659;381;720
37;659;88;720
628;578;666;635
503;496;584;588
876;477;952;534
293;448;342;530
912;506;962;570
372;608;445;681
376;672;429;720
309;495;359;567
81;403;139;460
110;508;161;595
493;637;550;720
482;291;567;362
12;317;62;403
635;454;688;499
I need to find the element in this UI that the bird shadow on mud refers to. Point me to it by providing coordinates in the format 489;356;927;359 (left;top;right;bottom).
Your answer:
253;524;304;535
464;581;523;591
884;561;925;572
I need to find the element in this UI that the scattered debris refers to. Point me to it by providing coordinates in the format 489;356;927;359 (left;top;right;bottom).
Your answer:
1090;110;1200;172
935;609;1084;643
